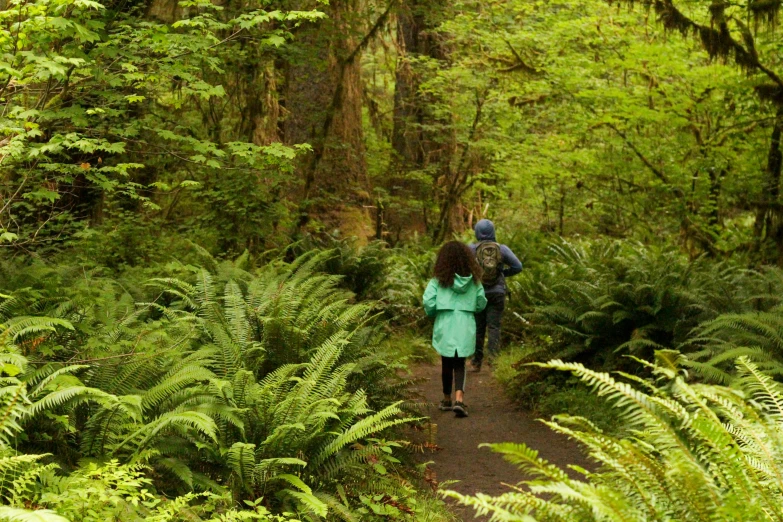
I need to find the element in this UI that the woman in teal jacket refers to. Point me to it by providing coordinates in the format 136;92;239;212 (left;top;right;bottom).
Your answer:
423;241;487;418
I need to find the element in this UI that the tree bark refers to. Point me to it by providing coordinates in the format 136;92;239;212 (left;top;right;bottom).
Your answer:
392;0;435;166
707;168;724;229
431;89;484;243
388;0;451;241
558;181;566;236
754;106;783;263
284;0;370;231
242;59;280;146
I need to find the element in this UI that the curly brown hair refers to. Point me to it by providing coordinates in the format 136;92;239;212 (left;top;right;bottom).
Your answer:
433;241;483;288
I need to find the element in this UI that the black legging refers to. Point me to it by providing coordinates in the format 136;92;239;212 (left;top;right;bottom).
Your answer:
442;354;466;395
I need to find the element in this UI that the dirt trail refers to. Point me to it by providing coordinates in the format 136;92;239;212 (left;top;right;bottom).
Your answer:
410;363;590;521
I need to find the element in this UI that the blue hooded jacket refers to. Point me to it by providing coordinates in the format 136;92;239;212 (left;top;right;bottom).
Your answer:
470;219;523;295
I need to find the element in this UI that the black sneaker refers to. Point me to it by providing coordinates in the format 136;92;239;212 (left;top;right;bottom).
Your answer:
471;360;482;372
453;402;468;418
439;399;453;411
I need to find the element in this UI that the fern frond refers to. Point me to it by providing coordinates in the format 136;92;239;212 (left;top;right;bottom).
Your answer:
29;386;116;417
0;317;73;344
114;411;217;455
226;442;256;489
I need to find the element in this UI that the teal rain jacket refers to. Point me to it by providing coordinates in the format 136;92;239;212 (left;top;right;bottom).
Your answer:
423;275;487;358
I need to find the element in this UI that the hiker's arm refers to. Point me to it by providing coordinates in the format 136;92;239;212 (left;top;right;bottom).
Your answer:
475;285;487;312
423;280;438;317
501;246;522;277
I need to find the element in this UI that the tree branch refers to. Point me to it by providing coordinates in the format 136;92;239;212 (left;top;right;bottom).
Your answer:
499;39;539;75
604;122;673;187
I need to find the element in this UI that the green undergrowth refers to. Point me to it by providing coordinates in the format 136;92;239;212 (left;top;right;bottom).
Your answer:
0;245;456;522
494;345;621;434
453;352;783;521
383;332;439;365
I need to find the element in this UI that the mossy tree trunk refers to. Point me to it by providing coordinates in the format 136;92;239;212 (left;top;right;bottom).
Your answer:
284;0;373;234
390;0;453;242
754;107;783;263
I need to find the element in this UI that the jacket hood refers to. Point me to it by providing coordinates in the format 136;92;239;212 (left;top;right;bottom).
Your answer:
451;274;474;293
475;219;496;241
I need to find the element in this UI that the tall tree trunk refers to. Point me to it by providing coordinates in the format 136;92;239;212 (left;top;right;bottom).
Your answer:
242;59;280;146
392;0;428;167
389;0;450;241
754;106;783;263
431;89;485;243
558;181;566;236
284;0;370;231
706;167;724;229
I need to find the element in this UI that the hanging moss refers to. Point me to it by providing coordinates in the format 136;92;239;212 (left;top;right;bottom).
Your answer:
756;84;783;104
613;0;783;90
750;0;781;29
648;0;762;74
708;0;728;25
653;0;693;35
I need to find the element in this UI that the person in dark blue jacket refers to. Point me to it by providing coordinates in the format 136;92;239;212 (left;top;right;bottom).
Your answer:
469;219;522;371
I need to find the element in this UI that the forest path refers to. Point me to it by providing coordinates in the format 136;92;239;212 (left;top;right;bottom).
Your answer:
410;363;590;521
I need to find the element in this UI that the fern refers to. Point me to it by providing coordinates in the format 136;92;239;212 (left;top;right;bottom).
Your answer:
513;239;783;380
0;317;74;346
114;411;218;455
226;442;256;491
454;354;783;522
0;251;414;520
28;386;116;417
684;310;783;382
0;382;28;446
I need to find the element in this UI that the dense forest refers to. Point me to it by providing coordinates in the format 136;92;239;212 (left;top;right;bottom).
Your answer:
4;0;783;520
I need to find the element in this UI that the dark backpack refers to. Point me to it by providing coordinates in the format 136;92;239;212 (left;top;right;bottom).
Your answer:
476;241;502;285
